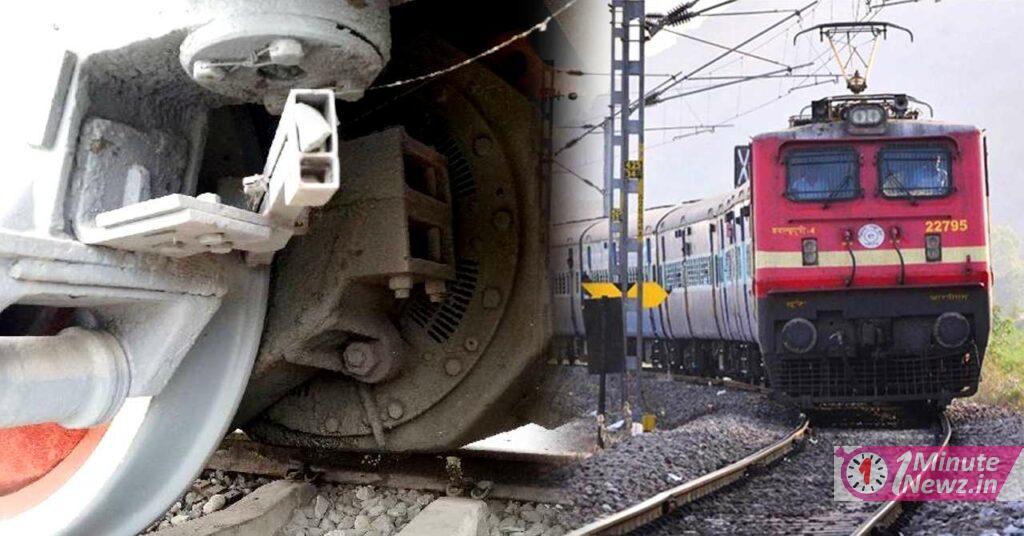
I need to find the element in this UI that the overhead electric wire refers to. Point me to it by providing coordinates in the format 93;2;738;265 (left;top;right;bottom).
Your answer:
643;1;818;105
661;28;792;68
553;160;604;195
697;8;806;17
654;62;815;104
555;0;819;156
353;0;579;94
557;69;840;81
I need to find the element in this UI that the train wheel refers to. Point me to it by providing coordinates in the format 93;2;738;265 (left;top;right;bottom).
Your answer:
0;263;267;535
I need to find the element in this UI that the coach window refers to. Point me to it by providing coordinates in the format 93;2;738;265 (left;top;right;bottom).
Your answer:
784;148;860;202
878;145;952;199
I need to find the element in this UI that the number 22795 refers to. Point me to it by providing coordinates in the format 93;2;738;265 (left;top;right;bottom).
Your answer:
925;219;968;233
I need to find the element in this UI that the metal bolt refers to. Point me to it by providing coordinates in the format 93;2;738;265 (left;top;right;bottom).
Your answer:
324;417;340;433
343;342;377;376
473;135;494;156
387;400;404;420
425;280;446;303
492;210;512;231
444;358;463;376
345;345;367;367
464;338;479;352
389;275;413;300
482;288;502;309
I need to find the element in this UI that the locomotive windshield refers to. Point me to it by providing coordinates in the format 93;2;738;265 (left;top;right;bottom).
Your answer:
879;145;952;198
785;148;860;202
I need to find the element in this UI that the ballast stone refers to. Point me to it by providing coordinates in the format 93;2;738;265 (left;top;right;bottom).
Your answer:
396;497;488;536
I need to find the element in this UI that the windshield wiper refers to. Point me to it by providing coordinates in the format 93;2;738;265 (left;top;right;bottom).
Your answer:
821;175;853;208
883;172;919;206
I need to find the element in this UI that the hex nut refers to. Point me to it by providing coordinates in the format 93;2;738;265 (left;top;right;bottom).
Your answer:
343;342;376;375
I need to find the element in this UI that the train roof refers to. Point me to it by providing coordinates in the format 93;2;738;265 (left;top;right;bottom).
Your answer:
753;118;980;143
550;186;749;246
755;94;980;142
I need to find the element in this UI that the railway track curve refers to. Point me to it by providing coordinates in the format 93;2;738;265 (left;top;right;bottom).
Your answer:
569;408;951;536
567;414;810;535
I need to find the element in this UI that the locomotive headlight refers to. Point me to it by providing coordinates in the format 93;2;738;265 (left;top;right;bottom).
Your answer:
934;312;970;349
847;104;886;127
802;238;818;266
782;318;817;354
925;233;942;262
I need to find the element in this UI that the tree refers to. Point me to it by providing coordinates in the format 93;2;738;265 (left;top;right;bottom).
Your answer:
992;224;1024;317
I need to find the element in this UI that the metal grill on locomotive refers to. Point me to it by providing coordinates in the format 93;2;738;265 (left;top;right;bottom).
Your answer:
553;94;992;405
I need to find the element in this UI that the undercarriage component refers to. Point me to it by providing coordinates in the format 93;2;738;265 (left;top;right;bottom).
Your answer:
337;127;456;300
78;89;341;265
237;37;550;452
1;0;400;533
0;327;128;429
179;0;392;111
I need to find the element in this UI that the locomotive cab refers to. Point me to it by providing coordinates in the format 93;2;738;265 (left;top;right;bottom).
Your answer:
751;94;992;405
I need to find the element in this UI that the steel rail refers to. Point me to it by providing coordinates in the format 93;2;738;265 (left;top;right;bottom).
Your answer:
850;412;953;536
567;414;810;536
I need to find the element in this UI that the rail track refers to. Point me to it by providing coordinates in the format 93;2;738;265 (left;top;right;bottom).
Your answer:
567;399;952;536
850;412;953;536
566;414;810;535
185;369;955;536
205;431;573;505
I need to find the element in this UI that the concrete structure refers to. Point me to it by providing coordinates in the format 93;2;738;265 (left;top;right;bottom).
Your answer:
151;481;314;536
397;497;488;536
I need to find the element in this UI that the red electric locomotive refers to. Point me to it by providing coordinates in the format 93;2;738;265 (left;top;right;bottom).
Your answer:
753;94;991;406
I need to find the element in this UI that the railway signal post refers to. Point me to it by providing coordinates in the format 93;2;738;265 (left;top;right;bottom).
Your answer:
605;0;647;432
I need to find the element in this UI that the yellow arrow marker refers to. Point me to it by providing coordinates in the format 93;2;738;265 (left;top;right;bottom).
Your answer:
626;281;669;309
581;282;623;299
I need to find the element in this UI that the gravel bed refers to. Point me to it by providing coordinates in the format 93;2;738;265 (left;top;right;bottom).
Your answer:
548;412;797;527
533;366;798;429
526;366;803;527
900;402;1024;536
141;470;268;533
635;417;938;535
146;368;799;534
277;484;573;536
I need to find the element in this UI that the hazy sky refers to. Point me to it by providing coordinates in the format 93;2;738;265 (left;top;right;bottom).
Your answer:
551;0;1024;233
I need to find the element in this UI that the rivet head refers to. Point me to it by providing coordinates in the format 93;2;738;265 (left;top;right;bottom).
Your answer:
387;401;404;420
444;358;463;376
492;210;512;231
324;417;340;433
482;288;502;309
464;338;479;352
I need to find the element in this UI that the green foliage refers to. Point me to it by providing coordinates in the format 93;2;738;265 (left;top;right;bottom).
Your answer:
977;309;1024;409
991;225;1024;316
